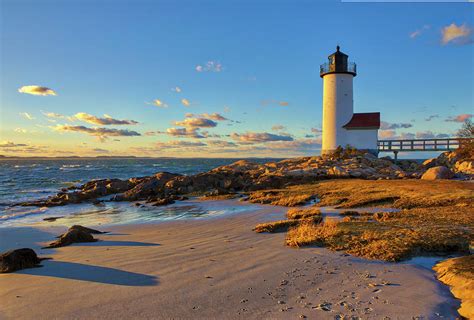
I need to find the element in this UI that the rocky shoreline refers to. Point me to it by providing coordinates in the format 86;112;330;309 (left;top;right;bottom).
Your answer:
15;148;473;208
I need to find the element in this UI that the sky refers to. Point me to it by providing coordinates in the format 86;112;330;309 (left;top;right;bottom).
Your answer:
0;0;473;158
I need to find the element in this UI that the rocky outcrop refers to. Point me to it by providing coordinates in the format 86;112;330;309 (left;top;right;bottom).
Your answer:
0;248;50;273
422;147;473;179
15;150;428;208
115;172;181;201
421;166;455;180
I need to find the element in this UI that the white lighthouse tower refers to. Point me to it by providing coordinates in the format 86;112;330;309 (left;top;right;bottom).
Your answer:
320;46;380;155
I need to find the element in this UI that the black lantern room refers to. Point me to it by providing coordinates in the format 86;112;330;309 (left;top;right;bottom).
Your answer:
320;46;357;77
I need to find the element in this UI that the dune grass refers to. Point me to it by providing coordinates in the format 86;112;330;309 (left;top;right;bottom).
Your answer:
285;204;472;262
251;180;473;262
246;189;314;206
247;179;472;209
286;207;321;219
253;215;322;233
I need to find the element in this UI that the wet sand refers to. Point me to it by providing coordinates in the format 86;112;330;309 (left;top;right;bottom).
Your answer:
0;200;459;319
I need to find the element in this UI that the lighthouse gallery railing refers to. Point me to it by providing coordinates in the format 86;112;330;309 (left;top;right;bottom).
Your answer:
320;62;357;75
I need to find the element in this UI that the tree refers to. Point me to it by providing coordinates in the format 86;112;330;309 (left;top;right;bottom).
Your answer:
457;119;474;138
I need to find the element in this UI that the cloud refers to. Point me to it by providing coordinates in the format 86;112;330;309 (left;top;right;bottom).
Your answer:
445;114;473;123
378;130;397;139
231;132;294;143
155;141;207;149
41;111;64;118
379;130;450;140
14;128;28;133
380;121;413;130
74;113;139;125
195;61;223;72
181;98;191;107
261;100;290;107
19;112;35;120
425;114;439;121
173;117;217;128
18;85;57;96
415;131;449;139
409;25;430;39
172;87;182;93
91;148;109;153
0;141;28;148
271;125;286;131
207;140;237;148
185;113;228;121
150;99;168;108
166;127;205;138
441;23;472;45
53;125;141;141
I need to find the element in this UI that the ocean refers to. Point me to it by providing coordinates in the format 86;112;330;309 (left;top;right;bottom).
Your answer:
0;158;276;227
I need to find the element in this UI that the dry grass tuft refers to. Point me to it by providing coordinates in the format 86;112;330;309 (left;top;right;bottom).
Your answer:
247;189;314;207
254;216;322;233
286;205;472;261
286;219;341;247
308;179;473;209
286;207;321;219
199;194;240;201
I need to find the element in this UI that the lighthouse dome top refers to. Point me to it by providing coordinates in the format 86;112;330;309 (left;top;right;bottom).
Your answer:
320;46;357;78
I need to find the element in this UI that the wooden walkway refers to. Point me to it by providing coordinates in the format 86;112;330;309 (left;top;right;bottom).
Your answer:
377;137;473;160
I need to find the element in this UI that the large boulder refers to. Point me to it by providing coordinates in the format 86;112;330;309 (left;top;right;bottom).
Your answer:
0;248;49;273
421;166;454;180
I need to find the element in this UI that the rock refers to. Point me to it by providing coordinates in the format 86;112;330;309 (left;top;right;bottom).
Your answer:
118;172;181;201
152;198;175;206
106;179;131;193
43;216;64;222
421;166;454;180
455;160;474;175
0;248;50;273
69;225;106;234
328;166;349;177
44;229;98;248
422;158;438;168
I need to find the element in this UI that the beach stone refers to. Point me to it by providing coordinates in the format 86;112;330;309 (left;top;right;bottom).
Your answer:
152;198;175;206
44;229;98;248
0;248;49;273
69;225;106;234
421;166;454;180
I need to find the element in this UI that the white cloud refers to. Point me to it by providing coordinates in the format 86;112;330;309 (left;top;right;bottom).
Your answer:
231;132;294;143
441;23;472;45
14;128;28;133
74;113;138;125
19;112;35;120
18;85;57;96
195;61;223;72
181;98;191;107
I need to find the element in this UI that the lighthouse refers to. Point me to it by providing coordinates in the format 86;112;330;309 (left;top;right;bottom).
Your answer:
320;46;380;155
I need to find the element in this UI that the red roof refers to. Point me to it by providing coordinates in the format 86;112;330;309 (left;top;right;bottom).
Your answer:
343;112;380;129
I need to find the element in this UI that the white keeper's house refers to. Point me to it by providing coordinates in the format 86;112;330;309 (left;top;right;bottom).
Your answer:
320;46;380;155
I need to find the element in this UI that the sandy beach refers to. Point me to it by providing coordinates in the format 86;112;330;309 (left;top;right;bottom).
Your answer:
0;200;459;319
